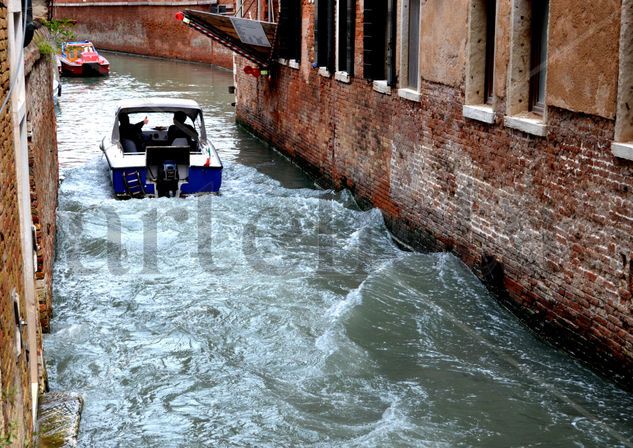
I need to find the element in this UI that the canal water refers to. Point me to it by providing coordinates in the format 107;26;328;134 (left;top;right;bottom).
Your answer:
48;53;633;447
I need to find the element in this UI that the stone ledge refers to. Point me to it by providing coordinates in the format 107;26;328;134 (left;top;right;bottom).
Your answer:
334;71;351;84
288;59;300;70
463;104;495;124
398;88;421;102
612;141;633;161
373;80;391;95
38;392;84;448
318;67;331;78
504;114;547;137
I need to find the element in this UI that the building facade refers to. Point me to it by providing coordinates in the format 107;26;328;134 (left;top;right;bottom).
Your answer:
235;0;633;390
52;0;241;68
1;5;59;444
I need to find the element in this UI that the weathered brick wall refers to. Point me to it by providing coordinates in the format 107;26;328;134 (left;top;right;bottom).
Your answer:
52;1;235;68
25;33;59;335
0;9;34;446
236;2;633;390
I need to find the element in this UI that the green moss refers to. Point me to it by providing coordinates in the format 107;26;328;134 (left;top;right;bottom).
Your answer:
37;39;55;56
40;18;76;50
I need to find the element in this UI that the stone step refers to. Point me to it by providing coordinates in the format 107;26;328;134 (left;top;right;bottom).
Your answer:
38;392;83;448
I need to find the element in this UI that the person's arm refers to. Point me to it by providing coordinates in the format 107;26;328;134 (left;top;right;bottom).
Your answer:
133;116;149;130
187;124;199;142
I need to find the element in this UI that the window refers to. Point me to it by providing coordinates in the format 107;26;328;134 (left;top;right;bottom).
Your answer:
400;0;420;91
464;0;496;122
363;0;396;85
336;0;355;75
505;0;549;136
483;0;496;104
279;0;302;62
529;0;549;115
316;0;335;73
612;0;633;159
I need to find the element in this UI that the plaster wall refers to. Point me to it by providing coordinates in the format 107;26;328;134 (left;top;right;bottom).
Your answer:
546;0;620;119
419;0;468;88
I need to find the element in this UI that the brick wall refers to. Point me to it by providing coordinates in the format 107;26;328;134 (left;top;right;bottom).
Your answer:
235;2;633;390
0;8;34;445
25;34;59;336
52;1;235;68
1;22;59;444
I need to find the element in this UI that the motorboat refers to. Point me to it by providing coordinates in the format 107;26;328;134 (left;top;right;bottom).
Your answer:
100;98;223;198
59;41;110;77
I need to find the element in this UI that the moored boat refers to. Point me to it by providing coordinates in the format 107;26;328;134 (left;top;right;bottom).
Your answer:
59;41;110;77
100;98;223;198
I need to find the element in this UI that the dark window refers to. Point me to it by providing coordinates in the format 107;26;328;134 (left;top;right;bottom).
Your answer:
529;0;549;114
337;0;355;74
407;0;420;89
278;0;302;61
483;0;496;104
316;0;335;71
363;0;396;84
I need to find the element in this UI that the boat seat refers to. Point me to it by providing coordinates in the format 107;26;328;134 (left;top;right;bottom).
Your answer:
170;138;189;147
121;138;139;153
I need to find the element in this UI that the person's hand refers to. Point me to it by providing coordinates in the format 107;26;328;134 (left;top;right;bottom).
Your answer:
143;116;149;125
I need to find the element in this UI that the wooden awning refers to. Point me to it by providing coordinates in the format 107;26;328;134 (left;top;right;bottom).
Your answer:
180;10;278;68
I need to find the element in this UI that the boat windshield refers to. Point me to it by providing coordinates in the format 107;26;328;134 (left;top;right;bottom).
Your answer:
116;109;205;153
125;111;203;136
65;44;96;60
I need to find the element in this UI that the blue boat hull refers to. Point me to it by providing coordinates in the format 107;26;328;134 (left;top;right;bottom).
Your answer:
111;166;222;197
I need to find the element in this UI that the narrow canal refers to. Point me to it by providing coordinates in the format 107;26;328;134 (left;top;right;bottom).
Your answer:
47;53;633;447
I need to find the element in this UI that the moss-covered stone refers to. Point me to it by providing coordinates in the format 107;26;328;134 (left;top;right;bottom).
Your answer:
37;392;83;448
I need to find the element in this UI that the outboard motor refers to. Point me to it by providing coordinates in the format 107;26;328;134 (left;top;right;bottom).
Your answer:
145;146;190;198
157;160;179;197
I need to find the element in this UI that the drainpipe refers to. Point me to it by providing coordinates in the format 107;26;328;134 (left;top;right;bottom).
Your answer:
23;0;34;47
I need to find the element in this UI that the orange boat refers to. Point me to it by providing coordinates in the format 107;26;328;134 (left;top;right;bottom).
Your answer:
59;41;110;77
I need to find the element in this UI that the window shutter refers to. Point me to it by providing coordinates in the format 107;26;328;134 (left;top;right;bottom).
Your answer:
363;3;375;79
346;0;356;75
326;0;335;72
292;0;302;61
386;0;397;86
278;0;292;59
316;0;335;70
315;0;325;66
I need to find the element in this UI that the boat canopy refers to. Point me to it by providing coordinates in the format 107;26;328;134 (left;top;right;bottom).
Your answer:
111;98;207;143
